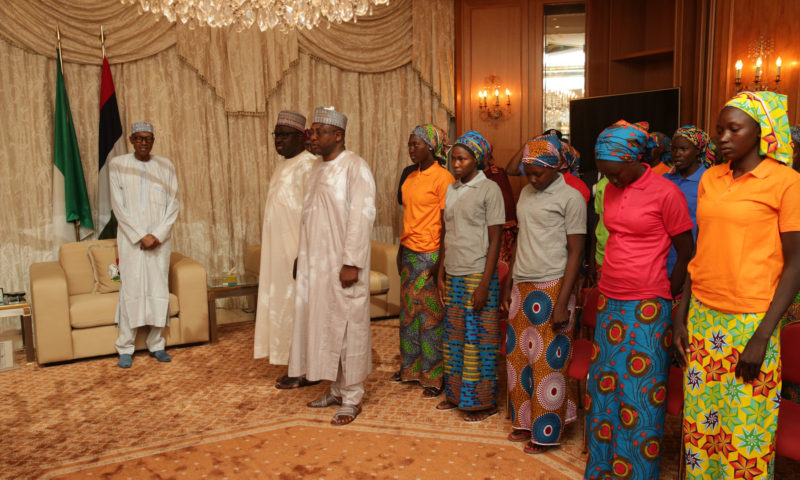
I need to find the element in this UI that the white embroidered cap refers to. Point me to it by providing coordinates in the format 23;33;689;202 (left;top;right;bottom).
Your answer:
312;106;347;130
131;121;154;135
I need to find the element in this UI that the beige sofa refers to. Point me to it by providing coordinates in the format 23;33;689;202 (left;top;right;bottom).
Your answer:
29;239;209;364
244;240;401;319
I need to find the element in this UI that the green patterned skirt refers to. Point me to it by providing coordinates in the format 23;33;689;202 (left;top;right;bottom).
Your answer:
398;245;444;388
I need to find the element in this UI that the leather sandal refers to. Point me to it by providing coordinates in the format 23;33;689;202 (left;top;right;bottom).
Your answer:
508;430;531;442
331;403;362;426
422;386;443;398
307;392;342;408
276;376;322;390
464;407;499;422
523;441;555;454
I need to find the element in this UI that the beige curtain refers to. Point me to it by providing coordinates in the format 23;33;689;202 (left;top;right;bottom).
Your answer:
0;0;454;115
0;0;176;63
0;2;452;294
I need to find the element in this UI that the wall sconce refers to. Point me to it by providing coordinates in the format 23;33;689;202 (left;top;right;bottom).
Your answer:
734;36;782;92
735;56;782;92
477;75;511;122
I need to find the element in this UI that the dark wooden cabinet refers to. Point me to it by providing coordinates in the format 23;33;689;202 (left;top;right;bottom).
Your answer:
587;0;704;125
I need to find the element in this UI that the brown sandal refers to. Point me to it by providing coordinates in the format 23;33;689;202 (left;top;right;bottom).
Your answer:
464;408;499;422
523;441;555;454
331;403;362;426
276;376;321;390
307;393;342;408
508;430;531;442
436;400;457;410
422;386;443;398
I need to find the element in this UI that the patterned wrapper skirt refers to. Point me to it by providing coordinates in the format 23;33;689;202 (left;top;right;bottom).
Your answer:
506;278;577;445
398;246;444;388
584;294;672;480
443;272;501;410
683;297;780;480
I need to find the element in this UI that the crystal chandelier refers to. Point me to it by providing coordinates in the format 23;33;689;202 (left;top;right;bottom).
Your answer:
122;0;391;31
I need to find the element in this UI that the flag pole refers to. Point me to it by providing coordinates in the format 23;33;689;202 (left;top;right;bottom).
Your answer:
97;25;122;240
57;25;81;242
56;24;63;71
56;24;64;70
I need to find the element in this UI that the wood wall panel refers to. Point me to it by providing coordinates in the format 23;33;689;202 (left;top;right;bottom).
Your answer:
706;0;800;130
584;0;707;126
456;0;583;197
457;0;525;197
466;3;524;169
675;0;706;125
586;0;610;96
458;0;798;167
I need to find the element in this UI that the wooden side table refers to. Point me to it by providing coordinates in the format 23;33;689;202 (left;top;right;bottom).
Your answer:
206;276;258;343
0;302;34;363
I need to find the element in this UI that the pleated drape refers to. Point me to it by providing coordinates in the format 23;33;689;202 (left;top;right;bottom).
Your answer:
0;0;453;292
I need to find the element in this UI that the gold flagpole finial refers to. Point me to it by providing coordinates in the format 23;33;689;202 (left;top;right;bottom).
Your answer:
56;24;63;71
100;25;106;58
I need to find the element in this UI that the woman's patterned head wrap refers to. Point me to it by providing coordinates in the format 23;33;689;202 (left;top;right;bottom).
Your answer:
646;131;672;166
453;130;491;169
672;125;714;168
724;91;792;166
411;123;450;166
595;120;649;163
521;134;562;168
561;142;581;174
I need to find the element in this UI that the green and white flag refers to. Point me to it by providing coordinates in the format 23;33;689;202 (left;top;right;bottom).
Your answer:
53;49;93;244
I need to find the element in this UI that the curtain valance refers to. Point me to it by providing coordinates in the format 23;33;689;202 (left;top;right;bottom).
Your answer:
0;0;454;114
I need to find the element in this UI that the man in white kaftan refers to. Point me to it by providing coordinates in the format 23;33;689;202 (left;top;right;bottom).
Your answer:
253;111;319;389
288;107;376;425
111;122;179;368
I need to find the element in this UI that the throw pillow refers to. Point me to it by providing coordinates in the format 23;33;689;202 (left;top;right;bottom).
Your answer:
88;244;121;294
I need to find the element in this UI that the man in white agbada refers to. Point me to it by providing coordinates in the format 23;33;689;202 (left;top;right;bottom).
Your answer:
253;110;320;389
110;122;179;368
288;106;376;426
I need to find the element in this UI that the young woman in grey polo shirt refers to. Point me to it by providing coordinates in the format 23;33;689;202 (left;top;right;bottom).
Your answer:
500;134;587;454
435;130;505;422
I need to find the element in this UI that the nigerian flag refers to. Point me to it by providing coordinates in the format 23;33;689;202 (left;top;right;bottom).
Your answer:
53;48;93;244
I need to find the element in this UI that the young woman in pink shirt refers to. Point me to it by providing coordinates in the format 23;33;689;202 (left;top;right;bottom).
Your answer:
583;120;694;480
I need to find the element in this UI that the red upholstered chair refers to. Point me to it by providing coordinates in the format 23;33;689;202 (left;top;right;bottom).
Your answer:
568;338;594;453
667;302;687;479
567;286;601;453
776;321;800;461
667;302;685;413
665;364;686;480
666;365;684;416
497;260;510;418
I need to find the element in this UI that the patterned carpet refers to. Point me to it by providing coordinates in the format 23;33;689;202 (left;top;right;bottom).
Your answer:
1;313;797;479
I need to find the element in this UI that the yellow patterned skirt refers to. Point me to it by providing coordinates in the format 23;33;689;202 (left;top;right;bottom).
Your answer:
683;297;781;480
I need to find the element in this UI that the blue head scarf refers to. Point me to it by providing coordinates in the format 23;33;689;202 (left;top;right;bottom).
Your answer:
595;120;649;163
453;130;491;169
